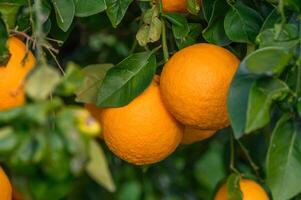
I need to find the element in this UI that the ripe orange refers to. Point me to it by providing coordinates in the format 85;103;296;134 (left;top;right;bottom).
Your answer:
162;0;187;12
0;167;12;200
214;179;269;200
0;37;35;110
160;44;240;130
181;127;216;144
99;77;183;165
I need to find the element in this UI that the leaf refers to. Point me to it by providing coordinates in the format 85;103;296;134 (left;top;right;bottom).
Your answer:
25;65;62;100
136;6;162;46
0;127;19;154
176;23;202;49
246;78;289;133
75;64;114;104
298;99;301;117
227;72;256;139
259;8;280;31
0;17;9;65
74;0;106;17
97;51;157;107
202;0;231;46
52;0;75;32
187;0;200;15
224;2;262;43
241;47;293;76
105;0;133;28
86;140;116;192
266;115;301;200
226;173;243;200
163;13;189;39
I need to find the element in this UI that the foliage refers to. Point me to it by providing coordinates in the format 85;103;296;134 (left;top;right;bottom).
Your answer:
0;0;300;199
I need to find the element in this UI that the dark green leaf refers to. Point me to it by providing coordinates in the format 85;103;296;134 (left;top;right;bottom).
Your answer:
226;173;243;200
163;13;189;39
241;47;293;76
52;0;75;32
260;8;280;31
0;17;9;65
227;72;256;139
224;2;262;43
246;78;289;133
176;23;202;49
74;0;106;17
266;115;301;200
0;127;19;154
202;0;231;45
97;51;157;107
105;0;133;28
75;64;114;104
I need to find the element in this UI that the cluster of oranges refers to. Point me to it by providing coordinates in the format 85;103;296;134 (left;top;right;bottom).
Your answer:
0;1;269;199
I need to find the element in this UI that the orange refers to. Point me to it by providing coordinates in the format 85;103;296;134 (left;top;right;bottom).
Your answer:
0;167;12;200
162;0;187;12
100;77;183;165
215;179;269;200
0;37;35;110
160;44;240;130
181;127;216;144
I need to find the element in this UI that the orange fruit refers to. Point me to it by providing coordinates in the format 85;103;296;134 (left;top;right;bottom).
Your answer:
215;179;269;200
0;37;35;110
100;77;183;165
162;0;187;12
0;167;12;200
160;44;240;130
181;127;216;144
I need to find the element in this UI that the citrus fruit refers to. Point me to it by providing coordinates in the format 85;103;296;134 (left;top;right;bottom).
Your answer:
160;43;240;130
100;77;183;165
181;127;216;144
0;37;35;110
75;108;101;137
162;0;187;12
0;167;12;200
215;179;269;200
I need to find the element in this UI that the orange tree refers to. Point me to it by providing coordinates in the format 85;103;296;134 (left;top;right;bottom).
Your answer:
0;0;300;199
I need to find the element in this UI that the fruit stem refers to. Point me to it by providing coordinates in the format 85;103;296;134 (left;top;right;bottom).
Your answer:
237;139;262;180
158;0;169;63
229;133;240;174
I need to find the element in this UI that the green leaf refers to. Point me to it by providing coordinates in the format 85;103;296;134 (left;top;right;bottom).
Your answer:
224;2;262;43
163;13;189;39
74;0;106;17
52;0;75;32
256;24;299;48
298;98;301;117
75;64;114;104
97;51;157;107
25;65;62;100
202;0;231;46
0;127;19;154
227;72;256;139
241;47;293;76
86;140;115;192
105;0;133;28
259;8;280;31
226;173;243;200
266;115;301;200
0;17;9;65
118;181;142;200
246;78;289;133
187;0;200;15
136;6;162;46
175;23;202;49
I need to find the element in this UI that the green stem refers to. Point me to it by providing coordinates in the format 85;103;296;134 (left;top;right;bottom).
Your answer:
230;133;240;174
275;0;286;39
237;140;261;179
158;0;169;63
34;0;46;64
0;4;20;29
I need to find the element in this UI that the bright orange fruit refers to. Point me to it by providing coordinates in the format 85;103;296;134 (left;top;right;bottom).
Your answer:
181;127;216;144
0;167;12;200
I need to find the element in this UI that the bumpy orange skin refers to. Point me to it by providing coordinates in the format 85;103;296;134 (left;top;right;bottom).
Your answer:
0;37;35;111
100;78;183;165
0;167;12;200
215;179;269;200
160;44;240;130
162;0;187;12
181;127;216;144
